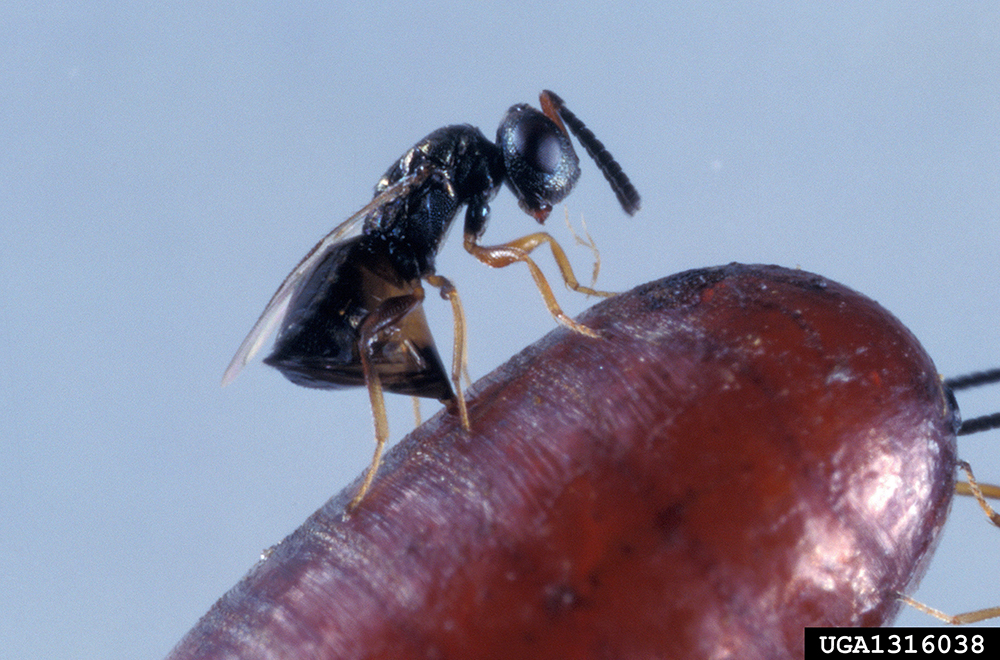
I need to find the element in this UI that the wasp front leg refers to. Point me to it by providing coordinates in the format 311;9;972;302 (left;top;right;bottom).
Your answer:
463;230;610;338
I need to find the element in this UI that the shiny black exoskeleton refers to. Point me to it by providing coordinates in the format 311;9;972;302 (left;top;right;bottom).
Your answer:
222;90;640;507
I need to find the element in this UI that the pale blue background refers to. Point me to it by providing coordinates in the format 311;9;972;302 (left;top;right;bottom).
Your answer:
3;2;999;657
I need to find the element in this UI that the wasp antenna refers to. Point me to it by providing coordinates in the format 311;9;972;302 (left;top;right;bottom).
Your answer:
945;367;1000;391
959;413;1000;436
541;91;641;216
946;367;1000;435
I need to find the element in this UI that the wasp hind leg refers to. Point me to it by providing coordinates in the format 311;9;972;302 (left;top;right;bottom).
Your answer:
463;231;611;339
348;292;424;511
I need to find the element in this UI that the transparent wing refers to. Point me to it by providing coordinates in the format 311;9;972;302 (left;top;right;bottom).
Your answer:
221;166;434;385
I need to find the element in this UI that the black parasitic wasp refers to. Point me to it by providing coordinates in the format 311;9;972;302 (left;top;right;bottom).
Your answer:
222;90;640;508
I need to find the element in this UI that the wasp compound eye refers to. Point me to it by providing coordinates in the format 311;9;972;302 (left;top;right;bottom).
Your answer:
497;104;580;220
513;115;563;174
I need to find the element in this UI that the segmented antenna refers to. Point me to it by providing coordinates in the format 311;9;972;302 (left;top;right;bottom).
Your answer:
541;90;642;216
946;368;1000;435
945;368;1000;391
